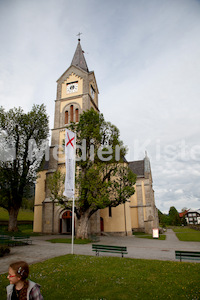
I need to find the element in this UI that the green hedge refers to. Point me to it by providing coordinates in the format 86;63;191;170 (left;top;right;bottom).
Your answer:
0;246;10;257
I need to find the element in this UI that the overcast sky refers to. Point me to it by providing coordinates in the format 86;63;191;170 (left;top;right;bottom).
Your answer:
0;0;200;213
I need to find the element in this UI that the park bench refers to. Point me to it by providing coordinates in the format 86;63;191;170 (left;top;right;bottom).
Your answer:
175;250;200;262
0;235;12;246
92;244;128;257
0;234;32;247
13;235;32;246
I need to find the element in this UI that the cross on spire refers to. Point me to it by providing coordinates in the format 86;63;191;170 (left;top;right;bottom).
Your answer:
76;32;82;41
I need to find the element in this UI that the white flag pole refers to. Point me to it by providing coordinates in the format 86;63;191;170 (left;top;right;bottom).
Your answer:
71;194;75;254
71;133;76;254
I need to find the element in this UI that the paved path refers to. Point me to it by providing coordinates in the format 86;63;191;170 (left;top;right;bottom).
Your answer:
1;229;200;274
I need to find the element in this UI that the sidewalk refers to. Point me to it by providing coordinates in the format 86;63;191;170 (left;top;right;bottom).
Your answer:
0;229;200;274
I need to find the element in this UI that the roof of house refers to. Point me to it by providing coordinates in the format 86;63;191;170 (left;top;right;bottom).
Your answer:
179;208;200;217
179;210;189;218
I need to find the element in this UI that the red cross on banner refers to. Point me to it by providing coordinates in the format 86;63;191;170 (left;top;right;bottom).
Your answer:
66;132;75;148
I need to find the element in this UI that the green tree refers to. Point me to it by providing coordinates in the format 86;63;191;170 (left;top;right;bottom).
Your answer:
47;109;136;239
0;104;49;231
47;170;65;233
168;206;181;226
158;209;170;227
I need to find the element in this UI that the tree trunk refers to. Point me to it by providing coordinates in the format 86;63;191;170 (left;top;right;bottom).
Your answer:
75;211;90;239
8;207;20;232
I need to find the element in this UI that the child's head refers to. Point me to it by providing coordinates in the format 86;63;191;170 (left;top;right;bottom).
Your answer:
8;261;29;283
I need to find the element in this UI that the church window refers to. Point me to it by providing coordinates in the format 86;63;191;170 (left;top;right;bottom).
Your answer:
70;105;74;122
65;111;69;124
75;108;79;122
109;206;112;217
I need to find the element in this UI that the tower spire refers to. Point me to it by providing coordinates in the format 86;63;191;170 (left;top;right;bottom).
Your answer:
71;35;89;72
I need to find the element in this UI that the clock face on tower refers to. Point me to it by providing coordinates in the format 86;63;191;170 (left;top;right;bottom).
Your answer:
67;82;78;94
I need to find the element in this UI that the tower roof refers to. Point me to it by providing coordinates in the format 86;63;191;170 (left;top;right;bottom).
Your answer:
128;153;152;178
71;39;89;72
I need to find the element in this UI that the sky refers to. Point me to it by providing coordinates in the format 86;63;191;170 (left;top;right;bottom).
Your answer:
0;0;200;213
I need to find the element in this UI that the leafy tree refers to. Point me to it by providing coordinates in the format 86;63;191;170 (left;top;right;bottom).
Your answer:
47;109;136;239
158;209;170;227
168;206;181;226
0;104;49;231
47;170;65;233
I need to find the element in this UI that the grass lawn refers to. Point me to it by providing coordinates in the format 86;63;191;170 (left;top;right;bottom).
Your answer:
0;224;40;236
0;208;38;236
133;232;166;240
0;255;199;299
0;207;34;221
172;226;200;242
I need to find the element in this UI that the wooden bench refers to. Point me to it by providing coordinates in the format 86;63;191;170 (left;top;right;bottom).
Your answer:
92;244;128;257
175;250;200;262
0;235;12;246
13;235;32;246
0;235;32;247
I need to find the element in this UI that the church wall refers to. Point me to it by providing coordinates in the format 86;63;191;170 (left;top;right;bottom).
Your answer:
57;130;65;164
142;181;147;221
130;178;152;232
33;206;43;233
53;101;60;130
100;202;132;236
42;200;53;233
33;170;47;232
135;181;144;230
129;186;139;229
42;200;65;234
51;126;60;146
60;97;83;114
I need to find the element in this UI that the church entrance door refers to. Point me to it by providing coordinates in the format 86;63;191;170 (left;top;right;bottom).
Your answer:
60;211;72;234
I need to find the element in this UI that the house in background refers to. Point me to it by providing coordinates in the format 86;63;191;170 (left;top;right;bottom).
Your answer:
179;209;200;225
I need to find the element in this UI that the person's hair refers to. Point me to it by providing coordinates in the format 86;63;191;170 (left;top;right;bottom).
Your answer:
9;261;29;281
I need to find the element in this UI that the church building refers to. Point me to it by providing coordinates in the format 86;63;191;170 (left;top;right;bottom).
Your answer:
33;39;159;236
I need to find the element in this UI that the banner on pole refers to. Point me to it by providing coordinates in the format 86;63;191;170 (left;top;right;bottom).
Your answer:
63;129;76;198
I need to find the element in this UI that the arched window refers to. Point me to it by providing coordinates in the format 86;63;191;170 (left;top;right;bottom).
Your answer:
109;206;112;217
70;105;74;122
75;108;79;122
65;111;69;124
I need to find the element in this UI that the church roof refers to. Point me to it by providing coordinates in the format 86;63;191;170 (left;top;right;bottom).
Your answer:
129;152;152;178
71;39;89;72
128;160;144;177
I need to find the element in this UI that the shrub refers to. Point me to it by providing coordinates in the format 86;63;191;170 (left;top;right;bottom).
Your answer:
0;246;10;257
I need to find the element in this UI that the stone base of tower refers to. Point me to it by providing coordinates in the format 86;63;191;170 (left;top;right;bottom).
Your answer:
38;199;101;236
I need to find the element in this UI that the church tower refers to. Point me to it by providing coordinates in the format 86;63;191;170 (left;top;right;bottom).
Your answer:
49;38;99;171
34;38;100;234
